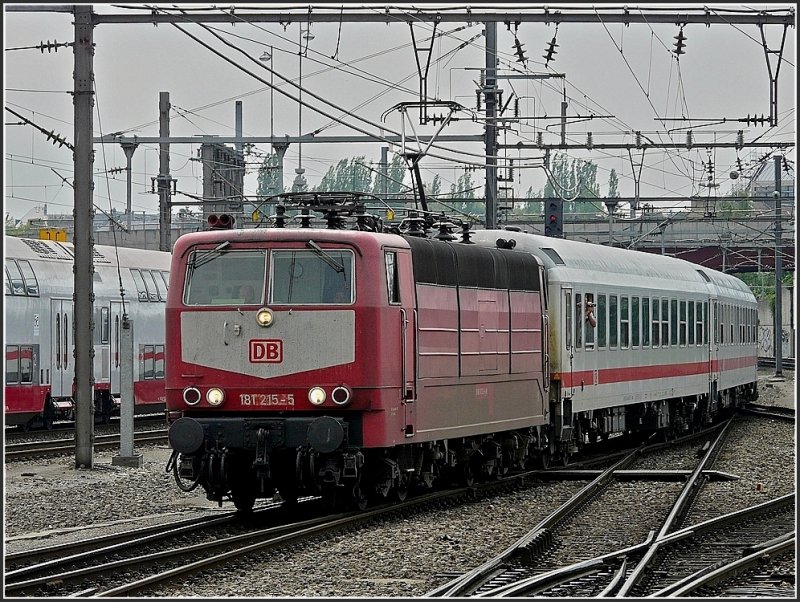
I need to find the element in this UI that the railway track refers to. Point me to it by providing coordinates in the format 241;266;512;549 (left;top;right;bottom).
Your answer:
4;430;169;461
425;417;795;597
758;356;796;371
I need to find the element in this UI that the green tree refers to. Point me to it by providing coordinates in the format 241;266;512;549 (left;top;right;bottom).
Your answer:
314;156;373;193
256;153;283;197
607;168;620;199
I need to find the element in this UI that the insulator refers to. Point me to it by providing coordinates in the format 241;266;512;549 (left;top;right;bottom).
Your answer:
536;132;543;147
635;131;642;148
736;130;744;149
686;130;693;148
514;98;520;118
476;89;482;111
479;70;486;88
587;132;593;149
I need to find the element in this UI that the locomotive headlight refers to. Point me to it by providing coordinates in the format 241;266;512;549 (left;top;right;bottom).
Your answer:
308;387;326;406
256;307;274;327
206;387;225;406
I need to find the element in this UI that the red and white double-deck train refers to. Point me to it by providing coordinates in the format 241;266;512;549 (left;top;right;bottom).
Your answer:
4;236;171;430
165;197;758;511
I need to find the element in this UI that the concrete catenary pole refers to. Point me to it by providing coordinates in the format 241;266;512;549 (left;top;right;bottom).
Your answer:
484;20;498;229
73;4;95;469
773;154;783;379
121;142;138;233
112;317;142;467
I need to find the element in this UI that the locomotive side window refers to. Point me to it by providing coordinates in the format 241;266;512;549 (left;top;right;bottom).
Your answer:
597;294;607;348
185;249;267;305
17;260;39;296
609;295;618;348
270;249;353;305
631;296;639;348
6;345;20;383
385;251;401;304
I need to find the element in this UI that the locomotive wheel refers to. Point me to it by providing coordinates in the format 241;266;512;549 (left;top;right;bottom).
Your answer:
538;453;550;470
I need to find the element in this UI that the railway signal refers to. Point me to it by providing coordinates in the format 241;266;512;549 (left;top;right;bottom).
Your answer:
544;199;563;237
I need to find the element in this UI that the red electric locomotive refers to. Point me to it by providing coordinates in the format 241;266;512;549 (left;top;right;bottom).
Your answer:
166;195;549;510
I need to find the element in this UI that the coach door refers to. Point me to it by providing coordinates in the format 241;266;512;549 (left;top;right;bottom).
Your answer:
109;302;124;396
709;298;719;401
50;299;73;398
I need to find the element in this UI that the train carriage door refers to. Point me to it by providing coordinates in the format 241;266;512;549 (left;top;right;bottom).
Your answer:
390;249;416;437
561;287;574;395
109;302;124;397
709;298;719;401
50;299;74;398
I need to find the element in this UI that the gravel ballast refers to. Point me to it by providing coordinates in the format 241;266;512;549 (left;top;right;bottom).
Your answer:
4;369;794;596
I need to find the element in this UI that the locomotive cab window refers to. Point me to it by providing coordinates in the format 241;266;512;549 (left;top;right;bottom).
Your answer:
184;249;267;306
270;249;354;305
385;251;401;304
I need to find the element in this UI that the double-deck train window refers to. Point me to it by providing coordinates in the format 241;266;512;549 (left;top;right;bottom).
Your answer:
130;269;150;302
5;260;26;296
154;345;165;379
100;307;110;344
17;260;39;296
141;345;155;380
6;345;20;383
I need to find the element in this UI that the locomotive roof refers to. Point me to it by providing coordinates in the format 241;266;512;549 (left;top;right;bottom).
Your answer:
469;229;755;301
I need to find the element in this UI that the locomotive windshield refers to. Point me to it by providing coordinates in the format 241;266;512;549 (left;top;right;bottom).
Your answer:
184;249;267;305
182;247;354;306
270;249;354;305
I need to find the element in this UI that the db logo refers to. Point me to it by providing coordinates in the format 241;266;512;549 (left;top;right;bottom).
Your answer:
249;339;283;363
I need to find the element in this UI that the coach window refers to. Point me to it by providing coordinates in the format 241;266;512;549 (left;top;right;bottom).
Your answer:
651;298;660;346
20;345;33;384
130;269;150;302
154;345;165;379
719;305;725;344
574;293;582;349
17;260;39;296
620;296;630;348
159;271;170;292
142;345;155;380
565;291;573;349
6;345;19;383
148;270;167;302
100;307;110;344
688;301;695;345
679;300;687;346
670;299;678;346
641;297;650;347
5;260;25;295
385;251;401;304
596;294;607;348
609;295;619;348
631;296;639;348
660;299;669;346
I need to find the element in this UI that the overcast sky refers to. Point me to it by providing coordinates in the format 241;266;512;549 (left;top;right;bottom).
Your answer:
3;3;796;221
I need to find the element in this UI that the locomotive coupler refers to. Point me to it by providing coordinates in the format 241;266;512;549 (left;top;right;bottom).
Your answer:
253;427;272;489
